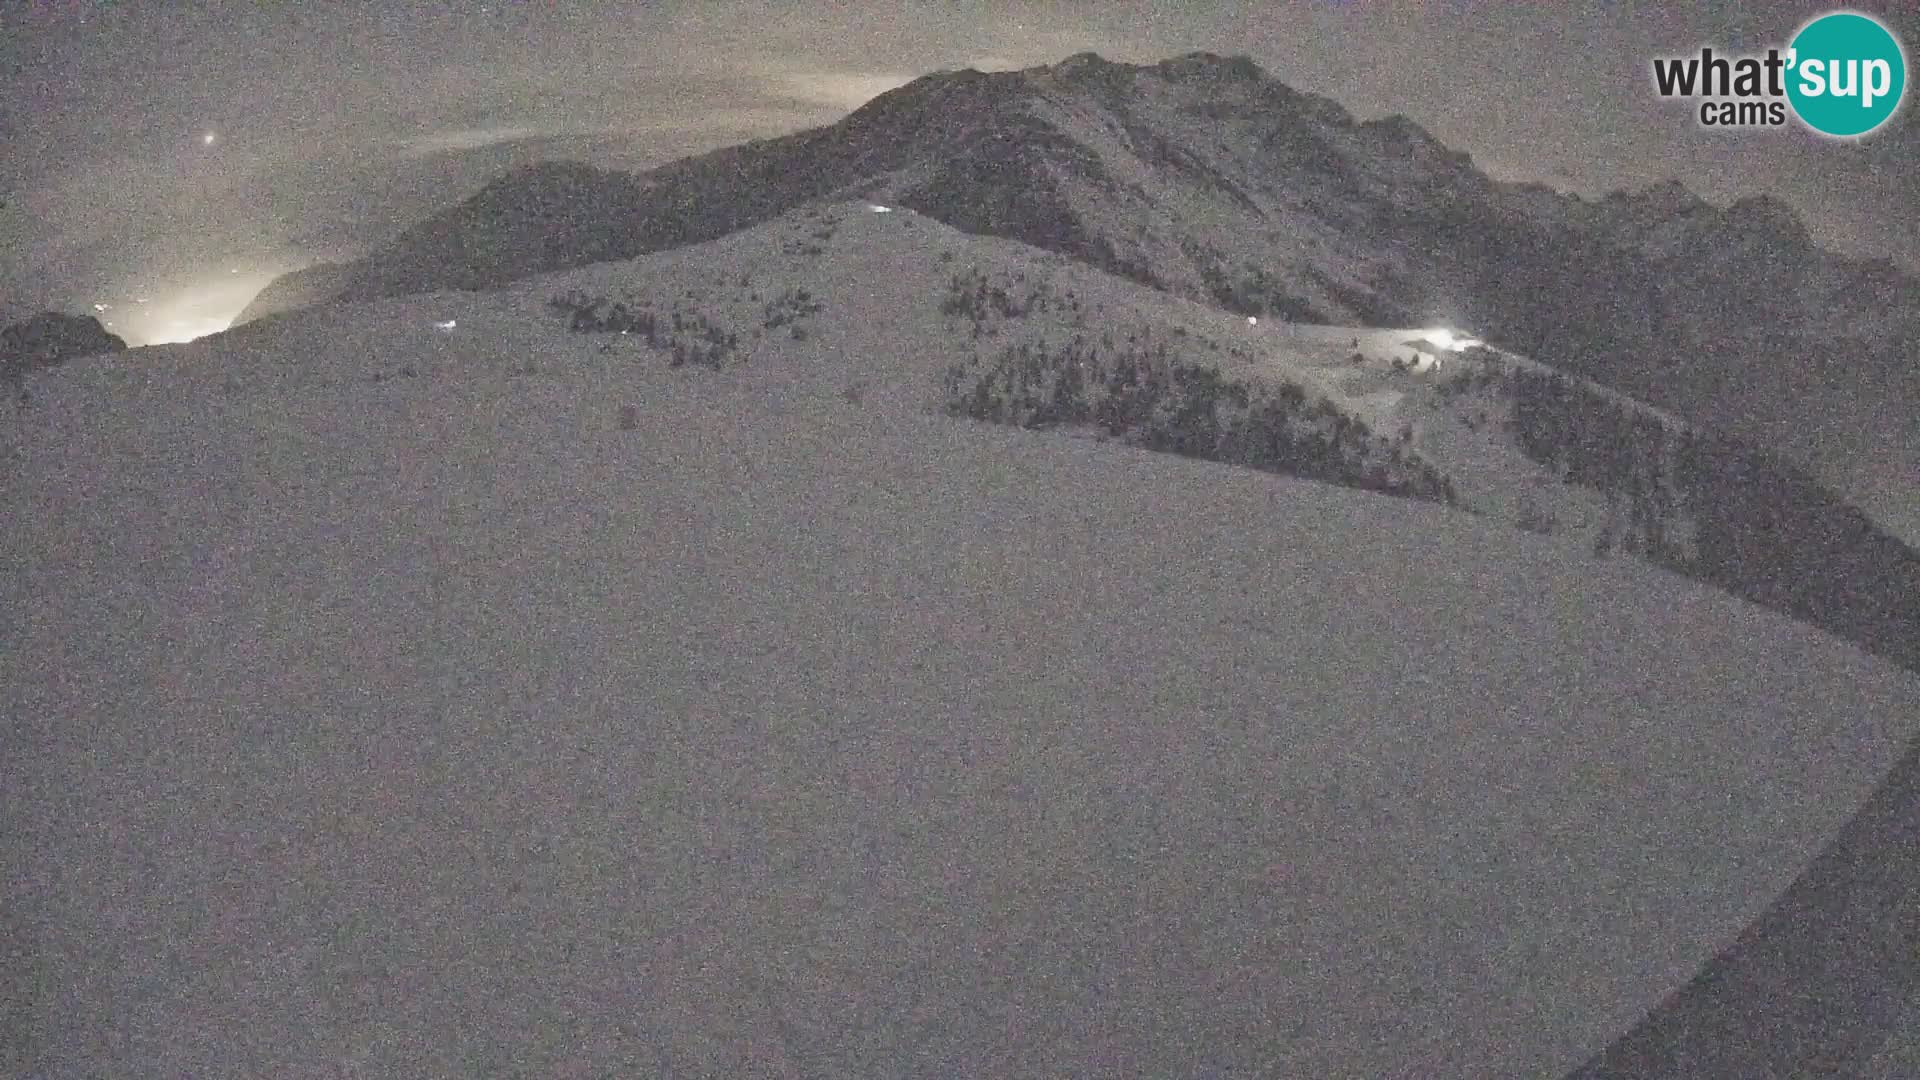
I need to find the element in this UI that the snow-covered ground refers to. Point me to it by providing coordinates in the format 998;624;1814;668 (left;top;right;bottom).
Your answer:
195;200;1695;555
7;204;1920;1077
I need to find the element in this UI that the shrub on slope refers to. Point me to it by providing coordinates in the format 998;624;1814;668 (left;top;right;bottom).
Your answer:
1489;359;1920;673
546;290;746;370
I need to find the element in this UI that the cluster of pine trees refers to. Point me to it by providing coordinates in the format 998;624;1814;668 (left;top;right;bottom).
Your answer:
1672;427;1920;673
943;333;1457;505
1191;252;1321;321
761;287;823;330
1463;355;1920;673
547;290;740;369
1503;366;1683;559
938;267;1081;341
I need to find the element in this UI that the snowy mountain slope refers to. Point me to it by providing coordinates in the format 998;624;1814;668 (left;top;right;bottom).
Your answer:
198;200;1920;676
231;259;356;326
206;202;1666;553
7;270;1920;1077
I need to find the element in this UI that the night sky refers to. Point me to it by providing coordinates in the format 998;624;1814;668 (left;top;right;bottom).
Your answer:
4;1;1917;345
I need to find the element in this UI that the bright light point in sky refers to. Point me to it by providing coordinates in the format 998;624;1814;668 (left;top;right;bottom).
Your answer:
202;131;217;146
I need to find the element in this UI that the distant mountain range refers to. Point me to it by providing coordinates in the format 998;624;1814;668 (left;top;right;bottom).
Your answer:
233;51;1917;545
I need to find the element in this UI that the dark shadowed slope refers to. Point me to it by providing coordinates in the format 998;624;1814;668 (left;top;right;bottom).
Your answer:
1;311;126;371
230;261;357;325
1568;729;1920;1077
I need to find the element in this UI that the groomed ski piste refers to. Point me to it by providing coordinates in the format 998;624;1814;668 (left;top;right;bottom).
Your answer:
7;200;1919;1076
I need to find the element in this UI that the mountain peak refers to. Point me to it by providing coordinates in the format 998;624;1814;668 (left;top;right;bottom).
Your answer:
1361;113;1445;149
1042;50;1278;91
841;63;1026;133
1052;51;1119;75
1156;51;1269;82
1037;50;1140;97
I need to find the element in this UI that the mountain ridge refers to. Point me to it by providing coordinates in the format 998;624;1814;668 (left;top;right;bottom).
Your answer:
238;51;1913;352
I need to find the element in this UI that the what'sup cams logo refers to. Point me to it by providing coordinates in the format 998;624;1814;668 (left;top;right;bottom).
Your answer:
1653;10;1907;137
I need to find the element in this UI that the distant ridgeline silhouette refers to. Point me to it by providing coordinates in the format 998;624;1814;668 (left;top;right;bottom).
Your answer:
2;311;127;399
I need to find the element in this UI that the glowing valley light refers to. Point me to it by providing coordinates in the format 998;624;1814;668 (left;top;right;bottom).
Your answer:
107;264;303;346
1422;327;1485;353
151;315;234;344
132;268;280;345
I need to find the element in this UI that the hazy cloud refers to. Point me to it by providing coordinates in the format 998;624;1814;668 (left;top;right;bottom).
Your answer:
393;125;549;156
768;69;918;111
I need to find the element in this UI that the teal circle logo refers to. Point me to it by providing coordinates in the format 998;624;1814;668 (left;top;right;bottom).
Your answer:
1786;11;1906;137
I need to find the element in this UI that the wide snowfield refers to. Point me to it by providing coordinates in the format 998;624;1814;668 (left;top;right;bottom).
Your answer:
6;298;1919;1077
